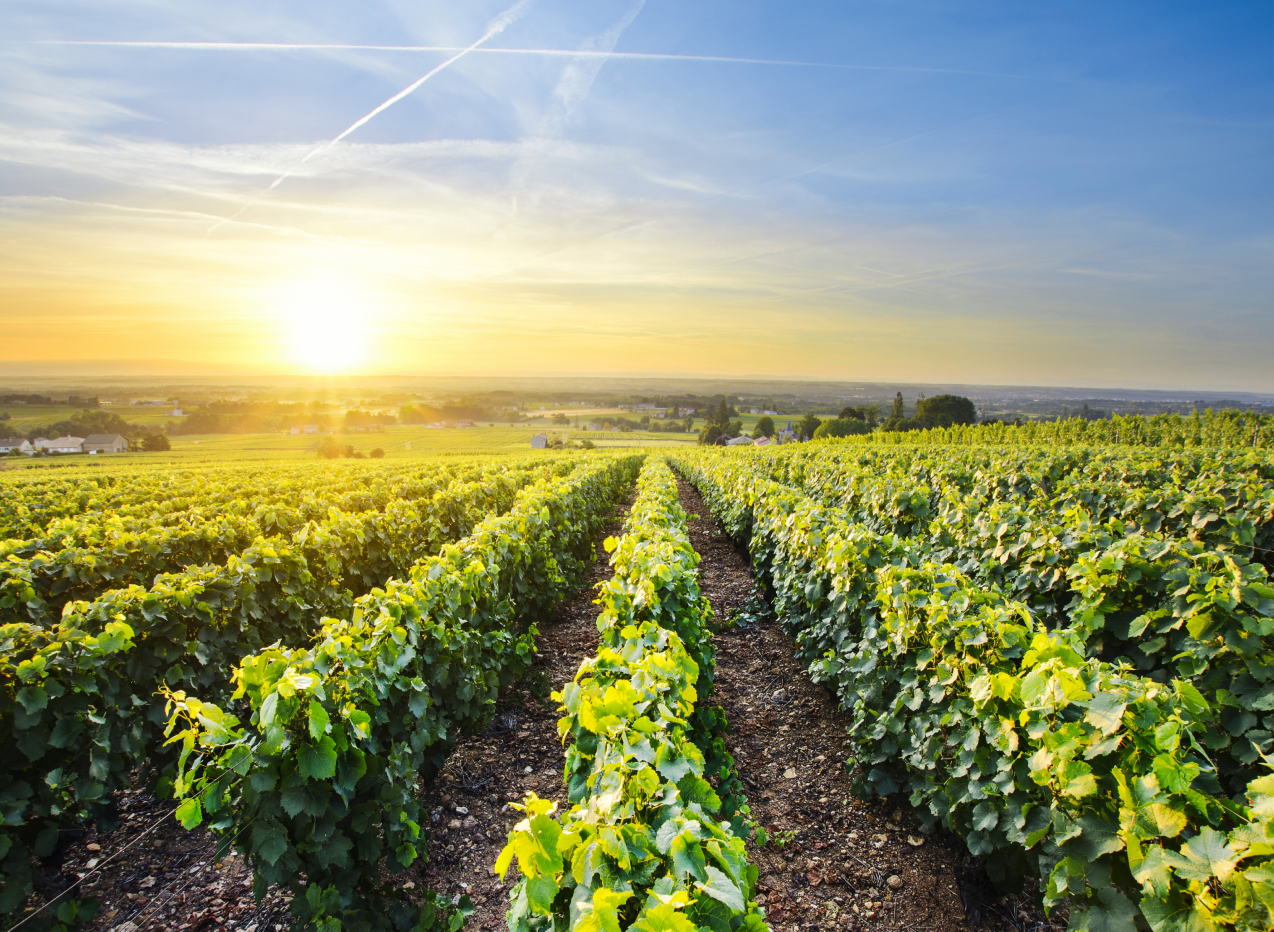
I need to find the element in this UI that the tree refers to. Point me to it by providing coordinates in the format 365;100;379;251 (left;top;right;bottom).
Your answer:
838;404;880;427
915;394;977;426
370;448;385;459
752;416;775;439
316;436;343;459
698;424;724;446
142;432;170;452
681;416;694;433
891;392;905;419
813;418;872;440
712;400;731;428
798;413;822;440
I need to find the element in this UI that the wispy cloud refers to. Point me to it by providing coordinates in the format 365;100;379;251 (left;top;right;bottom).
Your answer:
210;0;538;229
542;0;646;132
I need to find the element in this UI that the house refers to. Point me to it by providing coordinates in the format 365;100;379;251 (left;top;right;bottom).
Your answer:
83;433;129;453
171;408;184;417
39;436;85;453
754;436;772;446
725;435;755;446
587;421;602;431
763;410;779;416
0;438;31;454
530;433;548;449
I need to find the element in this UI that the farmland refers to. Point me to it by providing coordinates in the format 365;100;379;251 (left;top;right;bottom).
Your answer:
2;429;1273;932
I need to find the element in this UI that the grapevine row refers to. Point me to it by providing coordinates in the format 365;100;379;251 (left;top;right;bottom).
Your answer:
159;454;643;932
0;456;601;923
0;458;490;540
1;457;576;626
496;457;764;932
673;446;1274;932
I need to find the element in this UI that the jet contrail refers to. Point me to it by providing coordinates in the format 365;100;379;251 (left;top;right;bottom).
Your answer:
23;40;1048;81
209;0;536;231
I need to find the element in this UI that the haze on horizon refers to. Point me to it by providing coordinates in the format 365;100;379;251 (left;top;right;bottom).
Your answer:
1;1;1271;392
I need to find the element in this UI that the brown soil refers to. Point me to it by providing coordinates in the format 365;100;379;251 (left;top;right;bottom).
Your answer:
39;785;292;932
674;474;1060;932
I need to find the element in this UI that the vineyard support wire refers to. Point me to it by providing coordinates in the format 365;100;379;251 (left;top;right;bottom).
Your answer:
123;814;260;931
6;743;260;932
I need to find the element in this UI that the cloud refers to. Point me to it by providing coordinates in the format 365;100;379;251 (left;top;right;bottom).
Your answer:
541;0;646;133
210;0;539;228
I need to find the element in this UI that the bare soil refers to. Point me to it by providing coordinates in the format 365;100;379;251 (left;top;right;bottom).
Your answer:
39;784;292;932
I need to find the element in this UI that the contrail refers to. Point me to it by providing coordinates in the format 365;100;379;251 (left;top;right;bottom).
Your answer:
209;0;536;231
23;40;1049;81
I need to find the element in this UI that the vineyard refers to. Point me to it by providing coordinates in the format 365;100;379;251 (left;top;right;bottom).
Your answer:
671;441;1274;932
2;437;1273;932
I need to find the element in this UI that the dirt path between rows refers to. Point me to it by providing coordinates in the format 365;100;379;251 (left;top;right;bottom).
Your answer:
675;474;1064;932
403;494;634;931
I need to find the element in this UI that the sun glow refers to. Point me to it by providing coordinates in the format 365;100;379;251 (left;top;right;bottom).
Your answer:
276;278;375;373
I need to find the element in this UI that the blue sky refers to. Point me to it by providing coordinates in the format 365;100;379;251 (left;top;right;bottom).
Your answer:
1;0;1271;389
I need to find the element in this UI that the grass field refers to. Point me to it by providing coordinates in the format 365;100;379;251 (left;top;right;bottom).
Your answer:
0;404;185;435
0;406;828;473
0;423;698;470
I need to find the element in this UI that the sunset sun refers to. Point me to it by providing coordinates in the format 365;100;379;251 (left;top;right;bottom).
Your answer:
277;279;374;373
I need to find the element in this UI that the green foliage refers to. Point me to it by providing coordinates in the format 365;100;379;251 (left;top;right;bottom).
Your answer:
0;456;588;923
163;455;642;931
838;405;879;427
316;436;344;459
141;431;171;452
812;418;871;440
495;458;762;932
839;408;1274;448
915;394;977;427
1;459;556;626
672;444;1274;931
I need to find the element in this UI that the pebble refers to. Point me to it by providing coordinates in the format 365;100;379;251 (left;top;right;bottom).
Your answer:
783;768;797;779
907;835;925;847
887;875;904;890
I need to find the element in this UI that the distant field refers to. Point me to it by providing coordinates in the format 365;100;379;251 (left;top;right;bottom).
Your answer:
0;404;184;434
0;424;699;469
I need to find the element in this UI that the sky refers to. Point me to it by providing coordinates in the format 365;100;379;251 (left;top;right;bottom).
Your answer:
1;1;1272;390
